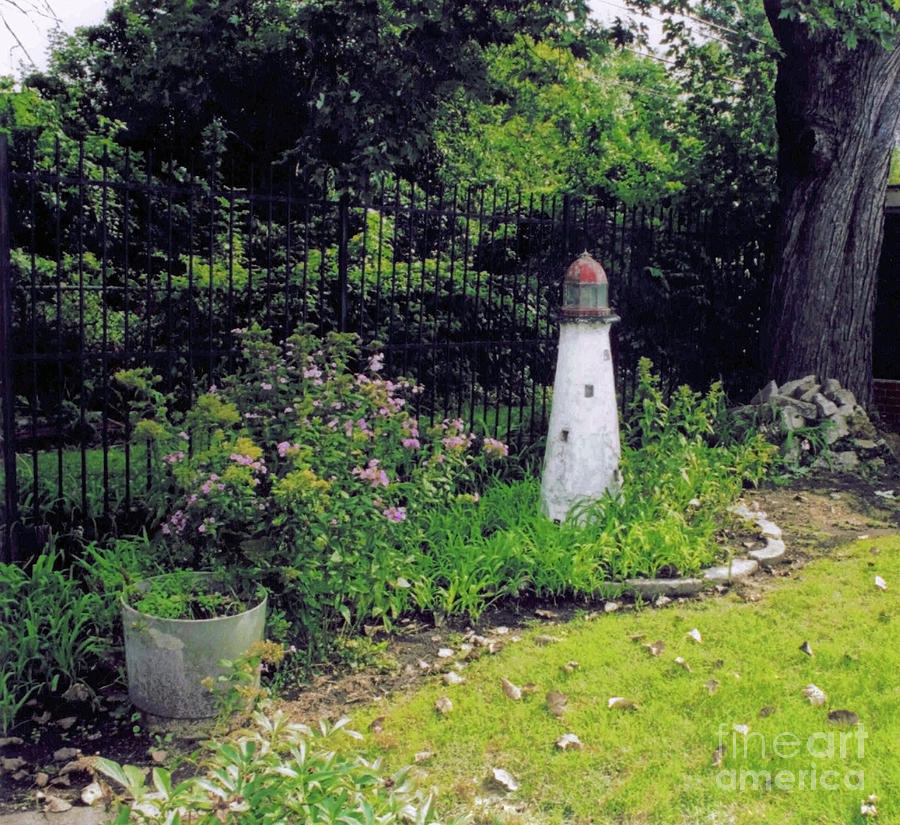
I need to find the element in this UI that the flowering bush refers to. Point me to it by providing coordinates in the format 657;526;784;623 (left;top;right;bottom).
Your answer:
118;325;507;651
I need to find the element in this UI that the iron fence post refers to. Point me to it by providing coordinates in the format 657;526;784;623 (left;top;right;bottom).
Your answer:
337;193;350;332
0;134;18;563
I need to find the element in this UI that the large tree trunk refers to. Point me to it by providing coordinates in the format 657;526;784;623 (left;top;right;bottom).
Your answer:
761;1;900;408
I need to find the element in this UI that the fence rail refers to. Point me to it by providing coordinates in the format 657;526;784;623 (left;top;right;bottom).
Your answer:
0;133;767;559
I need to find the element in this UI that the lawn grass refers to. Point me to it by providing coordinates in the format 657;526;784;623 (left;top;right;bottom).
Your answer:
348;535;900;825
3;443;148;514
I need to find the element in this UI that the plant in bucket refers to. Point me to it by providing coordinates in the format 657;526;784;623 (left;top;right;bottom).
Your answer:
117;324;509;717
116;370;277;719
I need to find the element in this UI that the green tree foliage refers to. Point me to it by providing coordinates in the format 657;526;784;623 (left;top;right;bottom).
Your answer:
626;0;779;219
28;0;597;190
435;35;688;202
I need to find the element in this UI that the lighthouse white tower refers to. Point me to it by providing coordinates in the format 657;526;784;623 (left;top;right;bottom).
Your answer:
540;252;621;523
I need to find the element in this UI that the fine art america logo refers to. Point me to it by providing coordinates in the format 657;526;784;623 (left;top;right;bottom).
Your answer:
715;723;867;791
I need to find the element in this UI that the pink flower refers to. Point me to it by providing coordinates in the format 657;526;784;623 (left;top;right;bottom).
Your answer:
382;506;406;522
483;437;509;459
402;438;420;449
261;382;273;391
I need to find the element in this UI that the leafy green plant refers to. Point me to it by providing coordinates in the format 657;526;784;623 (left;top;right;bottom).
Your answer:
204;640;289;723
0;539;108;733
96;710;461;825
121;325;509;654
125;571;256;620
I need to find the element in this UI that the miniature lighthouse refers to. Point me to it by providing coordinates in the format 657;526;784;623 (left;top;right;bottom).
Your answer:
540;252;622;522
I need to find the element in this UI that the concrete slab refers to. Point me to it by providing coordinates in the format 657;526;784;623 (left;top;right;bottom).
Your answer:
0;806;111;825
703;558;759;582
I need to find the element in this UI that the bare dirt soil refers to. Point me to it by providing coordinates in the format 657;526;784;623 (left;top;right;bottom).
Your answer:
2;465;899;816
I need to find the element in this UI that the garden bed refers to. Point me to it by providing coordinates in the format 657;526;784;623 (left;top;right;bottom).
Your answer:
1;471;897;817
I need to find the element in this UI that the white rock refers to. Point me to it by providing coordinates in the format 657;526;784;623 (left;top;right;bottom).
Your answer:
703;558;759;582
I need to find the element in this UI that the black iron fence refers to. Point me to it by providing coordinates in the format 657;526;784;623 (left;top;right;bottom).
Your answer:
0;133;767;557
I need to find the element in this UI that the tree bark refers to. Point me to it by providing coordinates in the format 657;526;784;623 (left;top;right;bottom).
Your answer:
761;0;900;408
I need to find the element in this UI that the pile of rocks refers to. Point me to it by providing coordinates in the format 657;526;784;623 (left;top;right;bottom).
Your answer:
739;375;895;472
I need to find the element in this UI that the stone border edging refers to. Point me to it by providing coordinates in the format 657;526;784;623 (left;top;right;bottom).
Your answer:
624;503;786;599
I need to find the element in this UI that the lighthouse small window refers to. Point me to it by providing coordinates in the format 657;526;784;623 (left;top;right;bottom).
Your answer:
584;384;594;397
561;429;569;442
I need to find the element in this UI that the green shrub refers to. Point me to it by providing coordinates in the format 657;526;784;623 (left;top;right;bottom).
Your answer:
404;359;776;619
97;710;461;825
120;325;510;655
0;541;107;733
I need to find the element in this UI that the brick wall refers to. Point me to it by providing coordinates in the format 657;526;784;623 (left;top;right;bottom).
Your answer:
874;379;900;433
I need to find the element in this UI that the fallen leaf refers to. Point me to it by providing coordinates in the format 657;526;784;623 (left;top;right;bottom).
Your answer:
414;751;433;763
32;712;51;725
521;682;539;695
442;671;465;686
546;691;568;718
688;629;702;643
417;659;431;670
555;733;583;751
490;768;520;792
861;794;878;817
802;684;827;706
733;724;750;736
534;635;562;645
712;745;725;767
437;648;454;659
40;793;72;813
148;749;167;764
644;640;666;658
861;800;878;817
58;757;96;776
608;697;638;711
1;757;26;772
799;641;814;657
562;661;580;673
61;683;91;703
52;748;80;763
704;679;719;695
712;659;724;669
759;705;777;718
603;602;620;613
0;737;24;747
80;782;103;806
34;773;49;788
535;609;559;620
501;678;522;701
363;624;380;638
11;770;28;781
874;575;887;591
655;595;672;607
828;709;860;726
674;656;692;672
55;717;78;731
368;716;385;733
494;626;510;635
434;696;453;715
629;633;646;644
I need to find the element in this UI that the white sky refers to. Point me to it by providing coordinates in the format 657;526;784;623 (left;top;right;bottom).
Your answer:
0;0;632;78
0;0;111;76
